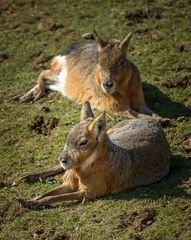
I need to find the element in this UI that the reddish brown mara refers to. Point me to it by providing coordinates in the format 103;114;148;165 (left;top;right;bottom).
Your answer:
20;30;159;119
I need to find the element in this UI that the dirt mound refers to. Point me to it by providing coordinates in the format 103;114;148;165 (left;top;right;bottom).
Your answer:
37;21;64;32
0;52;8;63
118;208;157;231
28;115;59;135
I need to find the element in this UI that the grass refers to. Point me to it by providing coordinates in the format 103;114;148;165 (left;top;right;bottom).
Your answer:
0;0;191;239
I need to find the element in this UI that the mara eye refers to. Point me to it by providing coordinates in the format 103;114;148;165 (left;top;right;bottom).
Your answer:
80;139;88;146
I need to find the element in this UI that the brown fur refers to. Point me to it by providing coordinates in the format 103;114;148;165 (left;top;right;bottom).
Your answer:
20;30;159;119
20;102;171;209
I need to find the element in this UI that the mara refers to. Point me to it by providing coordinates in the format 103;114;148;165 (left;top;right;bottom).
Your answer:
20;102;171;209
20;30;160;119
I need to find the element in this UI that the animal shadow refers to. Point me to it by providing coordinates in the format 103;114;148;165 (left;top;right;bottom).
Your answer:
143;82;191;119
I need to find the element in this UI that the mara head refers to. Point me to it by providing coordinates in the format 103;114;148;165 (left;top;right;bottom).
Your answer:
59;102;107;171
94;29;132;95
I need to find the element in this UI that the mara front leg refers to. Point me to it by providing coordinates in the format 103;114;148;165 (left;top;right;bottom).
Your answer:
138;105;170;125
20;190;85;209
34;191;85;208
118;108;152;119
33;182;75;201
138;105;160;118
21;165;64;182
120;106;169;123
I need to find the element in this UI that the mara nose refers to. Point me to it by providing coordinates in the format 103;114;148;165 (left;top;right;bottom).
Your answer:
59;155;68;164
61;159;67;164
103;81;113;88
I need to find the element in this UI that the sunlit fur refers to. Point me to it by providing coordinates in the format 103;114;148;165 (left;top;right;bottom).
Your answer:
58;109;171;200
20;31;154;117
21;103;171;207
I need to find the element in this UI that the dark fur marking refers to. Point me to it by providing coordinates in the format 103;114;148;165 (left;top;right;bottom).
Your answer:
62;43;92;56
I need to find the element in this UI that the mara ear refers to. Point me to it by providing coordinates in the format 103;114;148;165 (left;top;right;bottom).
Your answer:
87;111;106;138
80;101;94;121
93;29;107;51
119;32;133;54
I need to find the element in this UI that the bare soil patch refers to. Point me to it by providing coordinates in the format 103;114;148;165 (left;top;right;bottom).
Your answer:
118;208;157;232
28;115;59;135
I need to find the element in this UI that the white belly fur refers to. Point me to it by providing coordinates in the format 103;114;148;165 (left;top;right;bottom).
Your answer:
47;55;68;96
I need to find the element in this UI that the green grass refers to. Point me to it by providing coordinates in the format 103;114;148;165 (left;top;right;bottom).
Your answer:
0;0;191;239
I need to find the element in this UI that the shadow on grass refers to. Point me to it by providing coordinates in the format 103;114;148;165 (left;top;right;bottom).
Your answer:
105;154;191;202
143;82;191;119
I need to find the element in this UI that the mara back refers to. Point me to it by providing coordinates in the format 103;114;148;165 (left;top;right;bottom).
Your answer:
106;119;172;193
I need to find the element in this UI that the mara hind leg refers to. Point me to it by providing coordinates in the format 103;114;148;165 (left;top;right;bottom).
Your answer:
19;69;59;102
21;165;64;182
19;57;63;102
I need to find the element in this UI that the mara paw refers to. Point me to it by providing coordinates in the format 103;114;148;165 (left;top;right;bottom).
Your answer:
152;114;170;126
19;85;45;103
17;198;40;210
21;172;42;182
